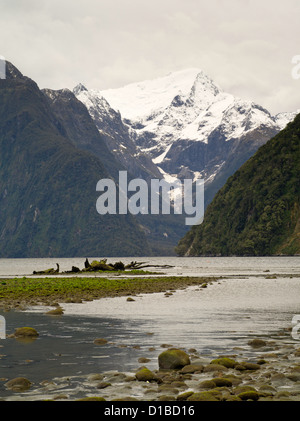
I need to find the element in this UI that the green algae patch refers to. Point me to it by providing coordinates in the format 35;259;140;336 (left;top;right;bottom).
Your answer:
238;391;260;401
135;367;157;382
14;327;39;338
211;377;233;387
210;357;237;369
45;307;64;316
187;391;220;401
5;377;32;392
0;276;218;310
158;349;191;369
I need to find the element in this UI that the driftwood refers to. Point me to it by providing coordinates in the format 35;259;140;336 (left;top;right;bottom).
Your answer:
83;259;173;271
33;263;60;275
125;261;174;270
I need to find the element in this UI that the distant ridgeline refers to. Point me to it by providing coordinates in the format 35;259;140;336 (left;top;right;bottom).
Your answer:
176;114;300;256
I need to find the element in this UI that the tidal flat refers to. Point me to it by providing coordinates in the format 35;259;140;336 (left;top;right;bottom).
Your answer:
0;276;217;311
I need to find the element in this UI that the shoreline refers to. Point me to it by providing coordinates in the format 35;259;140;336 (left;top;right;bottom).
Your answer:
1;271;299;312
2;325;300;402
0;275;219;311
0;274;299;401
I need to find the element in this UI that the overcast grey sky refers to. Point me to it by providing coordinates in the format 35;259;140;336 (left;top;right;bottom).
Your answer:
0;0;299;114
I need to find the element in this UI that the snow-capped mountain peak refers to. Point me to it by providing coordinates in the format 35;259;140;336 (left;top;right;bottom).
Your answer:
73;83;88;96
74;68;298;205
274;110;300;129
99;68;220;123
97;68;293;156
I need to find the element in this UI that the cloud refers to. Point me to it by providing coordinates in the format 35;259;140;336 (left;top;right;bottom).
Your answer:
0;0;299;114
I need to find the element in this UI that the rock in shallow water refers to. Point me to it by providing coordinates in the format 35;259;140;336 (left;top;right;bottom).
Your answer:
45;307;64;315
158;349;190;370
238;391;260;401
5;377;32;392
135;367;159;382
210;357;237;369
187;391;219;401
94;338;108;345
248;339;267;348
180;364;204;374
14;327;39;338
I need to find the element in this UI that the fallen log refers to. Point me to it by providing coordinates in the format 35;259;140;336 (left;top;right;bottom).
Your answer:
125;261;174;269
33;263;59;275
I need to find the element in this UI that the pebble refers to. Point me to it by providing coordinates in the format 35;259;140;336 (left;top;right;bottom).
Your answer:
2;334;300;401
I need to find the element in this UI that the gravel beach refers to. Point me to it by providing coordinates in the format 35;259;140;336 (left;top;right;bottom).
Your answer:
2;327;300;401
1;273;300;401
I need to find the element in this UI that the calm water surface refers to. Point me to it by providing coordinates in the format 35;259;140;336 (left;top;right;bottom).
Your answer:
0;256;299;399
0;255;299;277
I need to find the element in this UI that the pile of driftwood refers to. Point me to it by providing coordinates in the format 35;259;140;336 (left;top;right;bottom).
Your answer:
33;259;173;275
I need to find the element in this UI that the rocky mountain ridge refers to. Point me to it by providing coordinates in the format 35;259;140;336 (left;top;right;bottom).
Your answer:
76;69;297;207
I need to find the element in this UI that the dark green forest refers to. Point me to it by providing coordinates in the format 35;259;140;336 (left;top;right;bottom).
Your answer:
176;114;300;256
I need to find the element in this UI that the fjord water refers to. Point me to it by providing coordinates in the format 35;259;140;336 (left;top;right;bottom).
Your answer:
0;256;299;398
0;255;299;277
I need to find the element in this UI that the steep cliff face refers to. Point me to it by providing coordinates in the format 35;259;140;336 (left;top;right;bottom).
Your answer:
0;62;151;257
176;114;300;257
42;86;124;181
